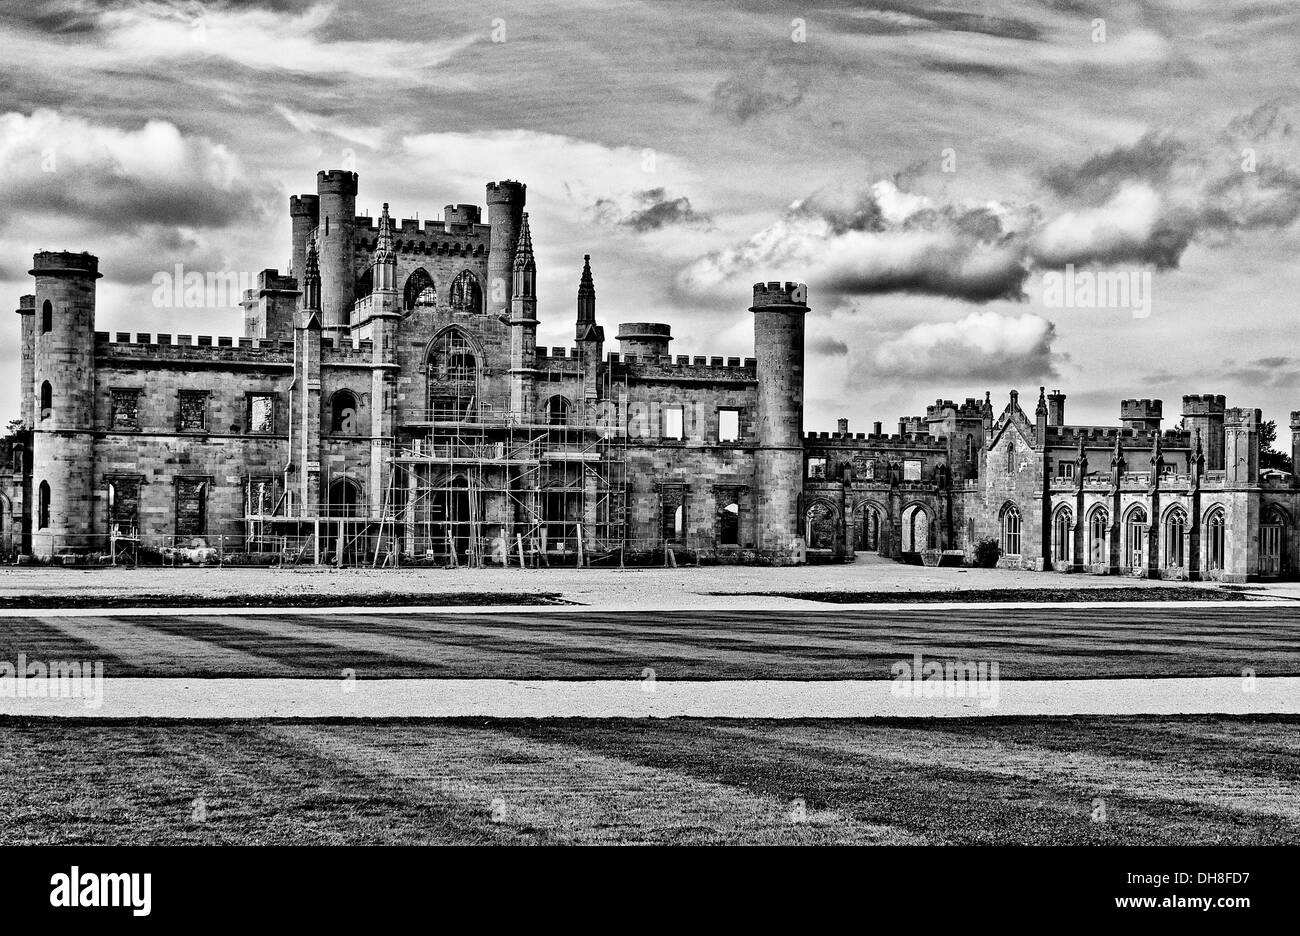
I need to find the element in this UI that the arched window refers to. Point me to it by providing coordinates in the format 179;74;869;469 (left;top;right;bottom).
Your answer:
719;501;739;546
327;478;360;518
1125;506;1148;570
901;504;929;552
1001;504;1021;557
39;381;52;420
1164;507;1187;568
1088;508;1109;566
403;268;437;310
448;270;482;313
355;269;373;299
965;434;977;478
38;481;50;530
41;300;52;334
1205;508;1226;571
1053;508;1072;565
546;395;571;426
1260;506;1285;576
426;330;477;420
331;390;358;434
806;502;836;550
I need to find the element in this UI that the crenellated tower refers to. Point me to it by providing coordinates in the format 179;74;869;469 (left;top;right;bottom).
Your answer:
289;192;319;302
750;281;808;561
486;181;527;320
29;251;100;558
508;213;538;420
316;169;358;338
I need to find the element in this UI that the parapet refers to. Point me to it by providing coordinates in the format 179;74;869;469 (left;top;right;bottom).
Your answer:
750;281;808;309
1224;407;1262;428
94;332;294;366
290;194;320;219
617;322;672;341
29;250;102;279
16;294;34;315
317;169;358;197
1120;398;1163;419
486;180;526;205
1182;393;1227;415
1291;411;1300;430
444;204;482;226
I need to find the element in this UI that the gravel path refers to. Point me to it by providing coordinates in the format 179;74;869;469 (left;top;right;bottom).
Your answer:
3;676;1295;718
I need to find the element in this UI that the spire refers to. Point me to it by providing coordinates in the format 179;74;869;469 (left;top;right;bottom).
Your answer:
1036;386;1048;417
302;240;321;312
371;203;396;292
575;253;603;342
1111;431;1124;466
514;212;534;268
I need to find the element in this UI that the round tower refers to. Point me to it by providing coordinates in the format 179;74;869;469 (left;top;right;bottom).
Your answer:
29;251;100;559
750;281;808;561
486;181;526;319
616;323;672;360
316;170;358;334
289;193;319;305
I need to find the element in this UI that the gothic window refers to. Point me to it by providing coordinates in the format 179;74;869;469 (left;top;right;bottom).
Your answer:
331;390;359;434
1165;507;1187;568
175;479;208;537
805;502;836;550
1089;508;1109;565
246;394;275;434
107;478;140;531
403;268;437;310
449;270;482;313
719;499;740;546
1001;504;1021;557
660;485;685;543
38;481;50;530
178;390;207;432
965;434;977;478
41;300;52;334
327;478;360;518
1205;508;1225;571
40;381;52;421
807;457;828;480
1053;508;1072;563
1125;506;1148;570
1058;461;1075;479
546;395;571;426
111;389;140;431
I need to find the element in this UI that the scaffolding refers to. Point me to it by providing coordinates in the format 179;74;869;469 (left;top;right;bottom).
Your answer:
243;353;630;568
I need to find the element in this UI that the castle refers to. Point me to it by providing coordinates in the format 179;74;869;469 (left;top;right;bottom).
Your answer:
3;168;1298;581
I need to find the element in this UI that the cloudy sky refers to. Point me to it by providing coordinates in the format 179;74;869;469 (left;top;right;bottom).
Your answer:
2;0;1299;436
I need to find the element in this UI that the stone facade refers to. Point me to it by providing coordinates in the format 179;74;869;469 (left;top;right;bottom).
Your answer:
1;168;1293;579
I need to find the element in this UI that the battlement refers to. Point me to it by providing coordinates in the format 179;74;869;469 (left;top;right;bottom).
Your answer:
749;281;808;308
320;337;375;362
1182;393;1226;415
926;396;987;419
604;350;756;379
316;169;358;196
1120;398;1163;417
16;294;34;315
444;204;481;226
29;250;101;278
805;431;946;449
289;194;319;219
486;180;526;205
240;269;299;303
94;331;294;365
1044;425;1190;446
1224;407;1262;428
616;323;672;341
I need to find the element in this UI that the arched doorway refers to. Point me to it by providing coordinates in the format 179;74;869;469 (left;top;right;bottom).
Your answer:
1052;506;1073;568
901;504;930;553
854;502;883;553
432;475;474;561
805;501;837;551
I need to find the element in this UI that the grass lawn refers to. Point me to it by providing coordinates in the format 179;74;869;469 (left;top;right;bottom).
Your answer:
0;716;1296;845
1;607;1298;679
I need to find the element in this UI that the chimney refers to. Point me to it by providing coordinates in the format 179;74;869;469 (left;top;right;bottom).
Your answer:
1047;390;1066;427
837;418;849;435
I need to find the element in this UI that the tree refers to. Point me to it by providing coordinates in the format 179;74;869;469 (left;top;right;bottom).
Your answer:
1260;420;1294;473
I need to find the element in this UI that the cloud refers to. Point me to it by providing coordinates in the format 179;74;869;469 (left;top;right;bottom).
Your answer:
678;180;1032;305
0;109;276;234
871;312;1058;382
1030;182;1190;269
809;335;849;357
593;188;711;232
710;64;806;123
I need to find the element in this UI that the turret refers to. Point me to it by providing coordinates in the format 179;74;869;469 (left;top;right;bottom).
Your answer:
750;281;808;561
1035;386;1048;445
315;169;358;336
486;181;527;320
29;251;100;558
1224;407;1261;485
15;295;35;430
300;242;321;322
289;193;319;304
1046;389;1066;426
616;323;672;359
508;213;538;420
1290;411;1300;478
1120;398;1162;432
371;203;397;295
1182;394;1226;471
